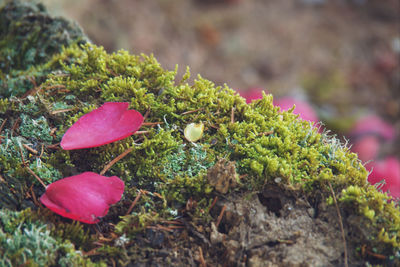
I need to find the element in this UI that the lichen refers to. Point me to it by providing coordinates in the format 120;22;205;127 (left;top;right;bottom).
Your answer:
0;2;399;264
0;209;100;267
0;0;87;98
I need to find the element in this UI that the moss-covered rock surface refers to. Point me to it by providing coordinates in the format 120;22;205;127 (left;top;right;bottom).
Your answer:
0;1;399;266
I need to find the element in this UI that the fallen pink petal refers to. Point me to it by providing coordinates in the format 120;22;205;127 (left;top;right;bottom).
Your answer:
40;172;125;224
367;157;400;199
350;114;395;141
350;135;381;163
238;88;266;103
61;102;144;150
274;97;319;123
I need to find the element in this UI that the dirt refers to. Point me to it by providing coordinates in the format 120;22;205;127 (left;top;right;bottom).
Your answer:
123;186;369;266
208;189;347;267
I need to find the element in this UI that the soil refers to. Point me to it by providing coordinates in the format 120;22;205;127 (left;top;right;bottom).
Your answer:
120;186;368;266
12;0;400;266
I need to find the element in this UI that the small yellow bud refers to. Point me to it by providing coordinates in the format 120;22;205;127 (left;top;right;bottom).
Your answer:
184;122;204;142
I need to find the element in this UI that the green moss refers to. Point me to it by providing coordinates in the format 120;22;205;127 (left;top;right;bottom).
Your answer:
0;209;99;267
38;43;399;262
0;0;87;98
0;14;399;264
0;222;58;266
340;186;400;254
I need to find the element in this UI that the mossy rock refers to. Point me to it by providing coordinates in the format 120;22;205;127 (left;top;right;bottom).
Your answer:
0;1;399;266
0;0;87;98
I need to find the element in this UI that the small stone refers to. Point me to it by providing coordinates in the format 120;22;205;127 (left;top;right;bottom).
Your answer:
210;222;226;244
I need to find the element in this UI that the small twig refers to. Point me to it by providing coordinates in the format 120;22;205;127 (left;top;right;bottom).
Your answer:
22;144;38;155
209;124;219;130
328;182;348;267
239;174;248;179
44;84;66;91
18;145;26;166
82;248;100;256
50;108;74;115
105;64;118;77
30;186;41;207
277;239;295;245
180;108;204;115
208;196;218;213
134;130;150;135
111;258;116;267
26;167;47;189
39;144;44;158
155;224;174;232
11;117;21;135
21;77;39;97
153;192;164;199
198;246;207;267
258;130;274;136
100;147;133;175
0;118;7;134
142;122;163;126
215;205;227;228
143;108;151;121
161;220;184;225
49;127;57;137
230;107;235;124
164;225;184;230
46;143;60;149
365;247;387;260
126;190;142;215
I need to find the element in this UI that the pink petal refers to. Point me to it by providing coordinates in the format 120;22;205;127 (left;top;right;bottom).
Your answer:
367;157;400;199
238;88;266;104
40;172;124;224
350;115;395;141
350;135;380;163
274;97;319;123
61;102;144;150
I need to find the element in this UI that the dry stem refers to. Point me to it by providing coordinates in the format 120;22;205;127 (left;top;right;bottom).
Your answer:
126;190;142;215
216;204;227;228
100;147;133;175
328;182;348;267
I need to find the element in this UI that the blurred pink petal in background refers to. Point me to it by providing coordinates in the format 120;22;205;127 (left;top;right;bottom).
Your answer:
238;88;266;103
274;97;319;123
351;135;381;163
367;157;400;199
350;114;395;141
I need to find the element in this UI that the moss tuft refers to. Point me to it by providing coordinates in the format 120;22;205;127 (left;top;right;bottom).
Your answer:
0;14;399;263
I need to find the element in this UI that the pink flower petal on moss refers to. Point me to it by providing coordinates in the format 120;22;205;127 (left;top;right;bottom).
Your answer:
40;172;124;224
61;102;144;150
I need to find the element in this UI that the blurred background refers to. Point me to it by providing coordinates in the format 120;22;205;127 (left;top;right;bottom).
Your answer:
31;0;400;193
